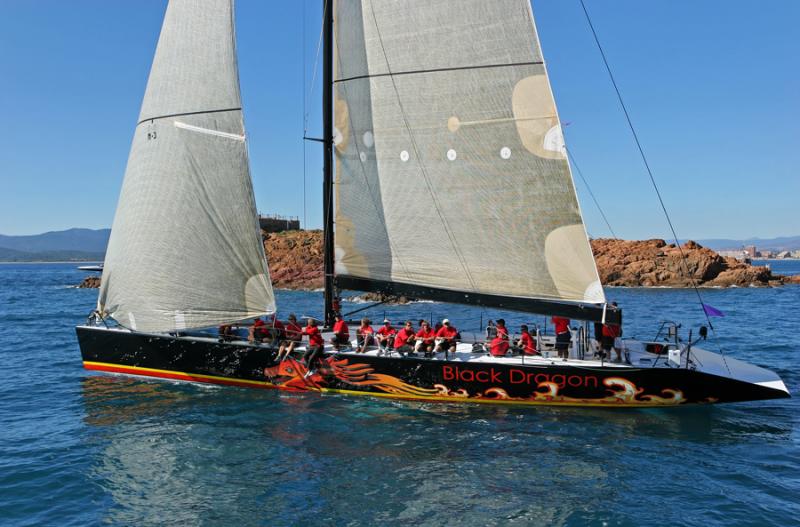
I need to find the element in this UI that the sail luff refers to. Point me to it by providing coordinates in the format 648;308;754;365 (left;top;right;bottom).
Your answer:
98;0;275;332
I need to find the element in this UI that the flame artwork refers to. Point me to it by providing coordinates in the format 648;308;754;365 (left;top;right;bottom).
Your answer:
264;358;687;406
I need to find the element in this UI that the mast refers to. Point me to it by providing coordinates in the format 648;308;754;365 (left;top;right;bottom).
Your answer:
322;0;335;327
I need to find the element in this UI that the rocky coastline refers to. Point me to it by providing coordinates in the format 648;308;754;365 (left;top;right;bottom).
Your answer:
77;231;799;290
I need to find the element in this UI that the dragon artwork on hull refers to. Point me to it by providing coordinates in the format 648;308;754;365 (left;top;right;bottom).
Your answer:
263;356;689;406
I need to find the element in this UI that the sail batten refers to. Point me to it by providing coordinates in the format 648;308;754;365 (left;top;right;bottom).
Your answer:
333;0;605;309
98;0;275;332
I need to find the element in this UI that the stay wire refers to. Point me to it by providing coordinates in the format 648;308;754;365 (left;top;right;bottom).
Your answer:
565;147;617;239
578;0;718;337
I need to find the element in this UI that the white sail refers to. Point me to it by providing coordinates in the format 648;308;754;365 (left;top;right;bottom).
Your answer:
333;0;604;306
98;0;275;332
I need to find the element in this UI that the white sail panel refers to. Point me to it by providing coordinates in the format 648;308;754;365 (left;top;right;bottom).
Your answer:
333;0;604;305
98;0;275;332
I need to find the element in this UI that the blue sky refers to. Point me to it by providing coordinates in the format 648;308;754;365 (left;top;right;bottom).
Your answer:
0;1;797;239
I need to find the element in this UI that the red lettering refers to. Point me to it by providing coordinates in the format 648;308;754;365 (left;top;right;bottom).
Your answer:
443;366;454;381
567;375;582;387
509;369;526;384
552;374;566;388
585;376;598;388
534;373;549;385
461;369;474;382
476;370;489;383
491;369;502;383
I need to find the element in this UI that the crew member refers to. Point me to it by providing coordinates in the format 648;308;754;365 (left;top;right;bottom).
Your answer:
488;318;510;357
376;319;397;352
552;316;571;359
515;324;536;356
414;321;436;356
434;319;459;355
249;317;268;343
393;321;416;356
301;318;325;375
331;313;350;351
602;304;623;362
276;314;303;361
356;318;375;353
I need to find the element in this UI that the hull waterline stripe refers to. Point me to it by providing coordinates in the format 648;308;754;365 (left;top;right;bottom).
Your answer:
82;361;684;407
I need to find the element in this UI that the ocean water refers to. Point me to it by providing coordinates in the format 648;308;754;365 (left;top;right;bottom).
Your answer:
1;263;798;526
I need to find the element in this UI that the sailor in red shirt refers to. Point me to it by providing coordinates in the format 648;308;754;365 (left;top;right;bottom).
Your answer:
434;319;459;355
488;318;510;357
301;318;325;374
552;316;571;359
414;320;436;356
515;324;537;356
376;320;397;353
393;321;416;356
602;323;622;362
331;313;350;350
249;317;267;343
276;313;303;361
356;318;375;353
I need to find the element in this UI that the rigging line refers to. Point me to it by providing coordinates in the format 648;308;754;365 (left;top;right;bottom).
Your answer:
366;1;479;292
304;0;327;134
578;0;718;335
302;0;307;228
565;147;617;239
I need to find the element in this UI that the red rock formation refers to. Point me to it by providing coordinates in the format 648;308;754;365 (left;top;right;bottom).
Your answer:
263;230;324;290
75;232;798;290
590;238;790;287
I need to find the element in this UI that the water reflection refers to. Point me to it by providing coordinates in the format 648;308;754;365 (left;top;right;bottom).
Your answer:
78;373;796;526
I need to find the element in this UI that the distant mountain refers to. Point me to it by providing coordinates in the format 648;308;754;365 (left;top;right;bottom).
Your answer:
0;228;110;253
693;236;800;252
0;228;109;262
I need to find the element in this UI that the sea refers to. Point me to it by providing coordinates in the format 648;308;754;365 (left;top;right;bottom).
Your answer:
1;261;798;526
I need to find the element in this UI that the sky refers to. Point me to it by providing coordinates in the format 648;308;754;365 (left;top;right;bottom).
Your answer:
0;0;797;240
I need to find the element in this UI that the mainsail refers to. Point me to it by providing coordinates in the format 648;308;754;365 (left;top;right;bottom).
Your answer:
98;0;275;332
332;0;605;317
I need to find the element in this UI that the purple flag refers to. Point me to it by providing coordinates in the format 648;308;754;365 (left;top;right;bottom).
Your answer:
702;304;725;317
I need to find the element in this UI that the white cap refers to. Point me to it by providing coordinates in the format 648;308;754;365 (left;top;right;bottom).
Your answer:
383;319;390;323
443;319;450;324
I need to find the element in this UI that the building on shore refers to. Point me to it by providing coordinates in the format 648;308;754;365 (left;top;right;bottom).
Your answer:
258;214;300;233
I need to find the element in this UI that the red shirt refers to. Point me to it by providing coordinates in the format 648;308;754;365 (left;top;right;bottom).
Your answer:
519;331;536;355
357;325;374;335
394;328;415;348
377;326;397;337
333;319;349;336
303;325;324;347
602;324;621;338
436;326;458;339
496;325;509;340
552;317;570;335
271;318;285;338
416;327;435;342
489;336;509;357
285;322;302;341
253;318;267;337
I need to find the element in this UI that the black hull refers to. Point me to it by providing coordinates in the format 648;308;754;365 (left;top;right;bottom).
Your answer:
76;327;789;407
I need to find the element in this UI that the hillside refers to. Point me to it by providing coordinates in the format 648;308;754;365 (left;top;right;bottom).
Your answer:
0;228;110;261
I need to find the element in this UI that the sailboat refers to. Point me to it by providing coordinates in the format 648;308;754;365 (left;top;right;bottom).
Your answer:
77;0;789;406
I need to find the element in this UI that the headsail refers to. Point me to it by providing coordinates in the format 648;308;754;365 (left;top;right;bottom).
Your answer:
98;0;275;332
332;0;606;318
